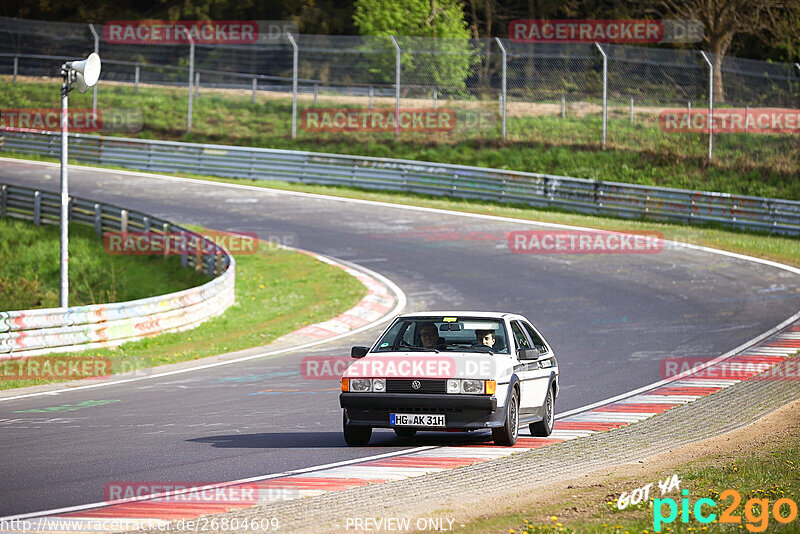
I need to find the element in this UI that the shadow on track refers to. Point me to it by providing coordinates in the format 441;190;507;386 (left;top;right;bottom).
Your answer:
188;430;496;449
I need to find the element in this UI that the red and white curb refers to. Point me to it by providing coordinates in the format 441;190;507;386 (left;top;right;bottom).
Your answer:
285;254;396;341
4;324;798;532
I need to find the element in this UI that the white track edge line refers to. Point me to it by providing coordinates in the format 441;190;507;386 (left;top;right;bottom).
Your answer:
0;445;438;521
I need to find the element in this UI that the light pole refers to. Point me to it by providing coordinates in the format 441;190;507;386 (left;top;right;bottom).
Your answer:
59;52;101;308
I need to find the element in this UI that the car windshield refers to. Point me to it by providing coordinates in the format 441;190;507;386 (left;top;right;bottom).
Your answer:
373;316;509;354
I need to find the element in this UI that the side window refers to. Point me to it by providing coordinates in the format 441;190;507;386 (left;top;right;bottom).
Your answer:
510;321;531;352
522;321;548;353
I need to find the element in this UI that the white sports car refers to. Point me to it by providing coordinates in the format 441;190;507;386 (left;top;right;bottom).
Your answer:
339;311;558;446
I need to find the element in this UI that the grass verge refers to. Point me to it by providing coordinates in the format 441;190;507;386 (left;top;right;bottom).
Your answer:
453;400;800;534
0;216;206;310
1;77;798;200
0;227;367;390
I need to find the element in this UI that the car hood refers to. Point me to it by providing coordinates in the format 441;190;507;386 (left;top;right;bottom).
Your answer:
342;352;514;380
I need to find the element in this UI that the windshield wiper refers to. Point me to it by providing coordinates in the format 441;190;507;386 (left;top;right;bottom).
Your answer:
380;344;427;352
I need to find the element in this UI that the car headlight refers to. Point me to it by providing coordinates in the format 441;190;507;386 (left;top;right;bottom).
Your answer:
349;378;372;392
460;379;484;394
447;379;495;394
372;378;386;392
446;379;461;394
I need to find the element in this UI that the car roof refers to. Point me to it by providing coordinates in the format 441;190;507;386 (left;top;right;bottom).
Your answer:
397;311;519;320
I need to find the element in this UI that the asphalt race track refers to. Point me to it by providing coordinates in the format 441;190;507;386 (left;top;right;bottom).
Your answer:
2;158;800;516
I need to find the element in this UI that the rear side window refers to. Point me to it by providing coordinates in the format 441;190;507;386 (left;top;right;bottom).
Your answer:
510;321;531;351
522;321;548;353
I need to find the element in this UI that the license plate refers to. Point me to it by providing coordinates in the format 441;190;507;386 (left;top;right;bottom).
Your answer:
390;413;445;427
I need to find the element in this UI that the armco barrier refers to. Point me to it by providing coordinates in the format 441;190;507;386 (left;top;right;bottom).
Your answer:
0;183;235;358
3;129;800;235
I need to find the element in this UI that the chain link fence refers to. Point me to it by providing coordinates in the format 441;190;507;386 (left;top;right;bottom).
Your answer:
1;16;798;160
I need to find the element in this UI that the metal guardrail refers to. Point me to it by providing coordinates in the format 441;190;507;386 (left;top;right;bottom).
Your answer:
2;129;800;235
0;182;236;357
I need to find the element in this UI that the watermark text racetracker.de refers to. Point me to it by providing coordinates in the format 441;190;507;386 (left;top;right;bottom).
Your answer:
508;230;663;254
101;230;288;255
660;108;800;135
304;355;496;380
1;108;143;133
661;357;800;381
0;356;112;381
104;481;260;504
301;108;456;133
509;19;703;43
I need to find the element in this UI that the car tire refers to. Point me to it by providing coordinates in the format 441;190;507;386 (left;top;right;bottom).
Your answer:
492;389;519;446
342;410;372;446
530;387;555;437
393;428;417;438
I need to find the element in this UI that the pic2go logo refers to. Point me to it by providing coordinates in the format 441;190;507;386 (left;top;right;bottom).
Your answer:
653;489;798;532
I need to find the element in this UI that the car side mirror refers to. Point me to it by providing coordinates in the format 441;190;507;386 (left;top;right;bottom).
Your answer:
351;346;369;358
518;347;539;360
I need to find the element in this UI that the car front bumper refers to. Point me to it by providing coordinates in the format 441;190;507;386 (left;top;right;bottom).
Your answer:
340;393;503;430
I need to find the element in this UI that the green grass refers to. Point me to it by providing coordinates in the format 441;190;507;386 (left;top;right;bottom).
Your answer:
455;414;800;534
0;217;206;310
2;76;798;200
0;220;367;390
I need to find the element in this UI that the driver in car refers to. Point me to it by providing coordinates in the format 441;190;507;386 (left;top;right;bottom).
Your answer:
475;329;496;349
419;322;440;350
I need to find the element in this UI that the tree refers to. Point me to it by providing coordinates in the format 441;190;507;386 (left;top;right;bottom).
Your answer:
643;0;800;102
352;0;477;94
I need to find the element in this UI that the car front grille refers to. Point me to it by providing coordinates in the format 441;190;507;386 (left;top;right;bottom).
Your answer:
385;379;446;394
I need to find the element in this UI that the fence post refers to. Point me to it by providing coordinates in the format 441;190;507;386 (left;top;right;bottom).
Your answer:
433;87;437;109
595;42;607;150
700;51;714;160
369;86;374;109
34;191;41;226
13;56;18;83
390;35;401;141
195;71;200;99
252;78;257;104
134;65;140;94
313;84;318;105
286;33;298;139
0;184;6;216
630;97;634;124
745;105;749;133
88;24;99;114
94;203;102;235
187;35;195;133
495;37;507;142
120;210;129;232
561;94;565;118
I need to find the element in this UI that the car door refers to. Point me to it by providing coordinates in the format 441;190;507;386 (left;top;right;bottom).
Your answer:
509;320;542;413
520;319;555;408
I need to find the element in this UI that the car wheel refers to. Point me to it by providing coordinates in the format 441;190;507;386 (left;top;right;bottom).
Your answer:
492;389;519;446
394;428;417;438
342;410;372;446
530;387;555;437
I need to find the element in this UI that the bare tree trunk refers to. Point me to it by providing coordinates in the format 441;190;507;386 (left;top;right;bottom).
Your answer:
480;1;494;95
524;0;537;101
710;37;730;104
